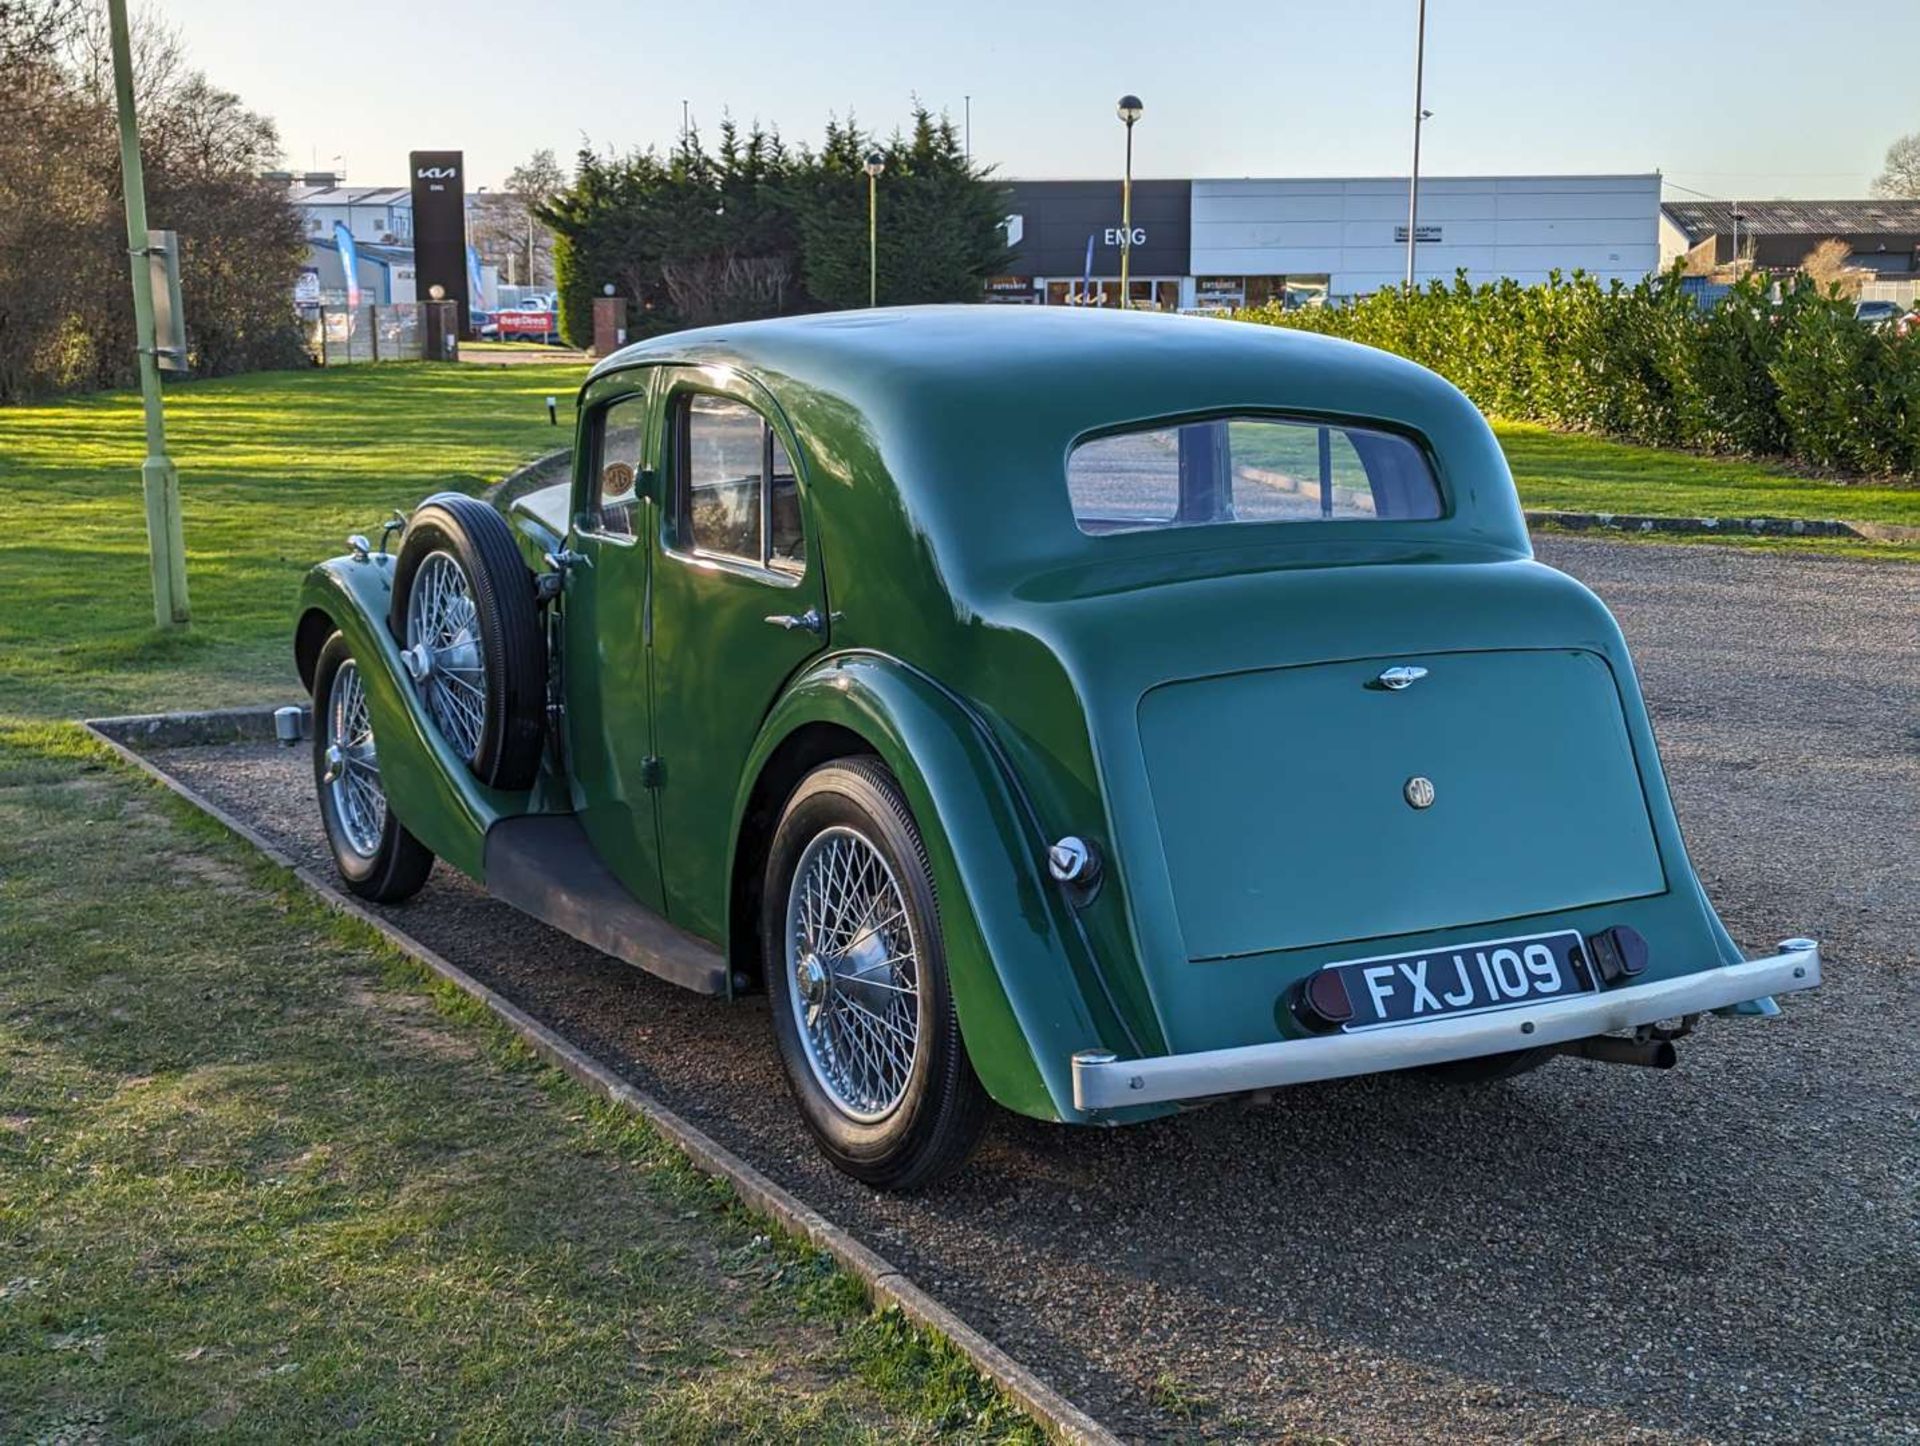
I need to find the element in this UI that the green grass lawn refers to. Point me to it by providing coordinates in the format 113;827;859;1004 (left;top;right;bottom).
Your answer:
0;722;1039;1442
1491;420;1920;524
0;363;584;722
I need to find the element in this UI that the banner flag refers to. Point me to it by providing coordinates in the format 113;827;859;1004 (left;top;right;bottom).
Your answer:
335;221;361;311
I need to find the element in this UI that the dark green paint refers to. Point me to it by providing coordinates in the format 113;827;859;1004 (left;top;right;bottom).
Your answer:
298;306;1744;1127
1139;648;1666;959
639;367;829;943
296;558;541;879
560;367;665;913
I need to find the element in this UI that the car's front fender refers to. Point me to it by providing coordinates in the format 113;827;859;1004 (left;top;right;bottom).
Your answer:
296;554;528;880
733;653;1153;1124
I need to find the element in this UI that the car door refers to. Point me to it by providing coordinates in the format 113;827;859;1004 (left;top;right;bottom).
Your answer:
561;367;666;914
648;368;829;941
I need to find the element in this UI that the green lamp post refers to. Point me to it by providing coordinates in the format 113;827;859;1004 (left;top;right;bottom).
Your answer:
108;0;190;627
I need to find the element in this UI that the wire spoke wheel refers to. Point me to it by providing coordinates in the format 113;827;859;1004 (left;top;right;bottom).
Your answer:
783;825;923;1122
324;659;386;859
406;550;488;762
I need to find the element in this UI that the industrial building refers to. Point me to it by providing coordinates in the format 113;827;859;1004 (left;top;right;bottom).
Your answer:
1658;198;1920;302
994;173;1664;308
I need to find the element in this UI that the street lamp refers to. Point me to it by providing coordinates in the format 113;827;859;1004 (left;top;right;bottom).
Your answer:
1405;0;1428;292
864;152;886;308
1116;95;1143;309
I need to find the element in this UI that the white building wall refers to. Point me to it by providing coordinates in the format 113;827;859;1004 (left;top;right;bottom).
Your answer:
291;191;415;245
1190;175;1662;296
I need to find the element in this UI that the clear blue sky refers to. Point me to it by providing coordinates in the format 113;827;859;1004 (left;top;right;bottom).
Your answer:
158;0;1918;198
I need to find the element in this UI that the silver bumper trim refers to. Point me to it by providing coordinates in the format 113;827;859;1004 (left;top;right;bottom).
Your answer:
1071;939;1821;1111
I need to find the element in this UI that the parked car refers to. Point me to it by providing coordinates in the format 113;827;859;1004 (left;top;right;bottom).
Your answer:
292;307;1821;1188
1854;299;1902;328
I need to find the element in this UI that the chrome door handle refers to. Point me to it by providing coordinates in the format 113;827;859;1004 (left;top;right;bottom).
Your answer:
1375;665;1428;690
764;607;824;635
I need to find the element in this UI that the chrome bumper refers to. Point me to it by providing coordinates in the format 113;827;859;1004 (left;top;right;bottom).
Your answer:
1071;939;1821;1111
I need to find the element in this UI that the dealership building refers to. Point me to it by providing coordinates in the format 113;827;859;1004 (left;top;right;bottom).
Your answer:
994;173;1663;308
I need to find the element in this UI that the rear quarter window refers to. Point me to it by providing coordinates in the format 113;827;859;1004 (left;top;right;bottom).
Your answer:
1067;415;1442;534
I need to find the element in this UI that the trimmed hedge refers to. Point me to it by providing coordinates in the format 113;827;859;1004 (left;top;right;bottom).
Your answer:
1240;270;1920;479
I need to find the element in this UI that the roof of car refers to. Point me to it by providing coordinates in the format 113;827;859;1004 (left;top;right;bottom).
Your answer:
590;305;1469;434
587;306;1527;564
606;301;1359;374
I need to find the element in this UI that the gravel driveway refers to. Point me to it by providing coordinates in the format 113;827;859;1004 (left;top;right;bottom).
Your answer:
148;538;1919;1443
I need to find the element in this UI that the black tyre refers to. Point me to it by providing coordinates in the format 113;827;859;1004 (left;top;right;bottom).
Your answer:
312;631;435;903
389;492;545;791
763;758;988;1190
1421;1047;1556;1083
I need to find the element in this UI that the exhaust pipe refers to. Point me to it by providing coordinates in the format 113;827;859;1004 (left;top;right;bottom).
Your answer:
1559;1035;1677;1069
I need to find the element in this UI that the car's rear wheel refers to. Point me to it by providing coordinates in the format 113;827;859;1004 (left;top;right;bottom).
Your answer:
312;631;435;902
389;493;545;791
763;758;988;1190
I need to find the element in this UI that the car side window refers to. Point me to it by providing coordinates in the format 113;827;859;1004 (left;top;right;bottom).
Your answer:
593;394;648;539
676;392;805;575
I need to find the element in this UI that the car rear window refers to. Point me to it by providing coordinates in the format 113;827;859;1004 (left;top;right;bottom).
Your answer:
1067;415;1442;534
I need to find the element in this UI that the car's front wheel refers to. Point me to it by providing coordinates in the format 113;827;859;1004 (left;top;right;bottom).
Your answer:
763;758;988;1190
312;631;435;902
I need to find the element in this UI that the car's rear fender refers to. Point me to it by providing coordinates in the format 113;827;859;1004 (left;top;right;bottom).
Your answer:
296;554;533;880
731;652;1152;1124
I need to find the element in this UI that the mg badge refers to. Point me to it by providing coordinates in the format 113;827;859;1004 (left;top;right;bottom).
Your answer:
1404;775;1436;810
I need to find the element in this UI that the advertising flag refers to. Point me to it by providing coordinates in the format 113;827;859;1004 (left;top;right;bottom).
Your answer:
334;220;361;312
466;245;486;312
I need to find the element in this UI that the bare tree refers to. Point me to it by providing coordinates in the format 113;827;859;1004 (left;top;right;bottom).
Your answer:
1873;131;1920;198
1800;238;1867;298
0;0;84;65
470;150;571;292
0;3;303;398
506;148;567;208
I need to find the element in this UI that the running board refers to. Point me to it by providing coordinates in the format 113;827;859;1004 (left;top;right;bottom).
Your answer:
482;815;729;995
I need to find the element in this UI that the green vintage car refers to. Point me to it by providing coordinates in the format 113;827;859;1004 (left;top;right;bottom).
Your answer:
292;306;1821;1188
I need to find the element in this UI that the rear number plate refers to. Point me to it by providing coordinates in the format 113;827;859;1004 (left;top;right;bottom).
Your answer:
1323;930;1596;1031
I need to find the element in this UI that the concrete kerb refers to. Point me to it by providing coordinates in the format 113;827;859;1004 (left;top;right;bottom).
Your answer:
89;706;306;750
79;708;1119;1446
1526;509;1920;543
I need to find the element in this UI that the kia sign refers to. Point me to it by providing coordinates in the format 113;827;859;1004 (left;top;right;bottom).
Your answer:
409;150;470;336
